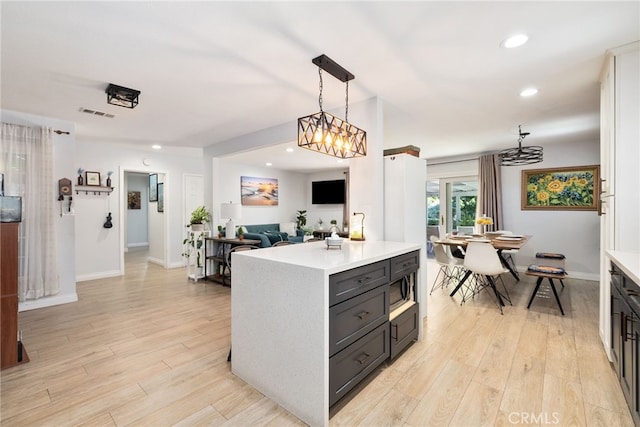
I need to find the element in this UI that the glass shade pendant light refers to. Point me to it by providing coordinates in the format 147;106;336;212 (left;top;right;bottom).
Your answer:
499;125;543;166
298;55;367;159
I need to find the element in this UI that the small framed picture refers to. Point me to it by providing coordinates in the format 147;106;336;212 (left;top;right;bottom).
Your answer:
85;171;101;186
149;174;158;202
157;183;164;212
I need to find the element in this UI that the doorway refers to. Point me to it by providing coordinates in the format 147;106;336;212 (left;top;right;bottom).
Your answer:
121;169;167;273
426;177;478;257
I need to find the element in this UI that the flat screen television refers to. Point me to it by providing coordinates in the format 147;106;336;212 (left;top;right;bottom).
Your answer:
312;179;345;204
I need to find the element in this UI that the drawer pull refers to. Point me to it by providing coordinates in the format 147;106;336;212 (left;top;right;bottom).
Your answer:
356;352;371;365
357;276;372;284
357;311;371;320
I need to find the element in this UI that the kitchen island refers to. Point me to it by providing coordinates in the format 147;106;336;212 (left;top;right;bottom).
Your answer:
231;239;423;427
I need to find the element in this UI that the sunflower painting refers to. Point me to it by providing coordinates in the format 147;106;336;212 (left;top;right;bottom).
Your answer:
521;165;599;210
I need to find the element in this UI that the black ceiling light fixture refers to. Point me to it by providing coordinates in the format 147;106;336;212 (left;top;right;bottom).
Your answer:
499;125;543;166
106;83;140;109
297;54;367;159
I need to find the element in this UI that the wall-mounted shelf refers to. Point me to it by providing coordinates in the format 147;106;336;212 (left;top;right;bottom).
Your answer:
75;185;113;195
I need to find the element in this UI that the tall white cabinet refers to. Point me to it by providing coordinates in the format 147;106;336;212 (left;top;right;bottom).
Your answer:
383;152;428;323
599;41;640;355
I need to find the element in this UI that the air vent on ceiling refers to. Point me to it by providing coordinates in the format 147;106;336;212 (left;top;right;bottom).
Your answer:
79;107;115;118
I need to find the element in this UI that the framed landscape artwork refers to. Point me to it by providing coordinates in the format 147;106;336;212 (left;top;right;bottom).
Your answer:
521;165;599;211
241;176;278;206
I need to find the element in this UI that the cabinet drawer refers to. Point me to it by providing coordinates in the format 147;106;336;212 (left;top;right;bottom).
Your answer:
390;303;419;359
390;250;420;281
329;260;390;306
329;285;389;356
329;322;389;407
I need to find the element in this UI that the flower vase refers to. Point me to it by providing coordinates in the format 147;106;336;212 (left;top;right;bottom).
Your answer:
106;177;112;188
78;175;83;186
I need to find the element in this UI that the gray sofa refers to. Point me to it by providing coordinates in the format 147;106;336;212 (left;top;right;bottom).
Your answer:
242;223;304;248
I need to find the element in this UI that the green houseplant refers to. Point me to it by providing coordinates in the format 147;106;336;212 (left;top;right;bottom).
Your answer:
189;205;211;231
296;209;307;230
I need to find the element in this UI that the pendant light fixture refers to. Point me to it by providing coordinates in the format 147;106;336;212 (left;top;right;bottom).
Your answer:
499;125;543;166
297;55;367;159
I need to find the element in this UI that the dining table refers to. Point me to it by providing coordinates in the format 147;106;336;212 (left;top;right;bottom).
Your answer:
435;234;531;299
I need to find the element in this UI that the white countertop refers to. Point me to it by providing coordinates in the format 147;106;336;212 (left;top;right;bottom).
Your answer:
233;239;422;275
606;250;640;284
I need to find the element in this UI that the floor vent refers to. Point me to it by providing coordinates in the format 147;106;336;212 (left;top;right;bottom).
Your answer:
79;107;115;118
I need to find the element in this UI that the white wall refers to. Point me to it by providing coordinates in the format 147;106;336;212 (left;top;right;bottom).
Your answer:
212;159;307;229
306;170;348;230
126;172;148;247
501;139;600;279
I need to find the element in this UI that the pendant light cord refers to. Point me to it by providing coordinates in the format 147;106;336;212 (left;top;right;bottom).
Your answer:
345;80;349;123
318;68;323;112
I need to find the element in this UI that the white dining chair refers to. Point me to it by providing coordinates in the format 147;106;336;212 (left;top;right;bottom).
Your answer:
463;241;512;314
429;236;465;295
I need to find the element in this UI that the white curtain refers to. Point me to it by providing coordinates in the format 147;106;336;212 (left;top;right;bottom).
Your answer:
1;123;59;300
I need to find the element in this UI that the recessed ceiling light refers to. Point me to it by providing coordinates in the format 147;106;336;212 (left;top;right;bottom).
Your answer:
152;144;162;150
501;34;529;48
266;162;272;166
520;88;539;97
286;148;294;153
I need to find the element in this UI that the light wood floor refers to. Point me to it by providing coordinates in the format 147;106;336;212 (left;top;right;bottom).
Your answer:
1;247;633;426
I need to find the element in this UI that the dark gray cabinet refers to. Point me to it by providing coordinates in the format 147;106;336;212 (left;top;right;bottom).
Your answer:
329;261;391;406
328;251;420;406
610;261;640;425
329;260;390;306
390;302;419;360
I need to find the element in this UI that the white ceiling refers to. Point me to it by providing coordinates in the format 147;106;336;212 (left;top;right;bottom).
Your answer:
2;2;638;171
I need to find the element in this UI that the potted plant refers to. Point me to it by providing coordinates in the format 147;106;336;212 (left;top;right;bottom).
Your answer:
237;226;245;240
182;228;204;277
317;218;324;230
189;205;211;231
296;210;307;230
217;225;223;238
329;219;339;233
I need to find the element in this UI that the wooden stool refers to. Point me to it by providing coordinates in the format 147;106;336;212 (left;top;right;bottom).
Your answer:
535;252;566;287
526;265;566;315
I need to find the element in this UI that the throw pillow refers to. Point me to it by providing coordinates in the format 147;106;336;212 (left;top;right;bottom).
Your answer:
262;231;288;244
279;222;297;237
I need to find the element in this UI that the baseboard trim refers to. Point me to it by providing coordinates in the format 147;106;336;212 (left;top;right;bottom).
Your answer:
128;242;149;248
148;257;165;267
19;293;78;312
77;270;122;282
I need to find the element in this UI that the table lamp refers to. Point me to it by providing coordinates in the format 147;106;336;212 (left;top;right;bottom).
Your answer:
220;202;241;239
350;212;365;241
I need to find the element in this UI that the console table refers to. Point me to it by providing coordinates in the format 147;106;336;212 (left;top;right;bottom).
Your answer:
203;237;261;286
